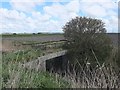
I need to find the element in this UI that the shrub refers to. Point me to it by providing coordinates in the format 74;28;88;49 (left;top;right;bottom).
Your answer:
32;33;36;35
37;32;42;34
63;17;113;68
13;33;17;35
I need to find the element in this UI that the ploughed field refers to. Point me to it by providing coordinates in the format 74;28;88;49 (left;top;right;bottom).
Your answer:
2;33;118;44
1;34;64;52
2;34;64;42
1;33;118;52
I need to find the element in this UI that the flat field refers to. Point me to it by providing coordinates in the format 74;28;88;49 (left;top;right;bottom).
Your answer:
1;33;120;88
1;34;64;52
2;34;64;42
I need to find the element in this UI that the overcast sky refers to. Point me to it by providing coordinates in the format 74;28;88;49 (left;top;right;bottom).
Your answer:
0;0;119;33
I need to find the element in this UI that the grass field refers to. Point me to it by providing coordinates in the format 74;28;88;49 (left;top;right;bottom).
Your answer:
1;33;120;88
1;34;70;88
2;48;120;88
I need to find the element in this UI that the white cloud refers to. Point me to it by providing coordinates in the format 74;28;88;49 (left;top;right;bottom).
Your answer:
44;0;79;24
0;0;118;33
65;0;80;13
0;8;26;20
32;11;51;21
0;8;64;33
79;0;118;32
0;8;35;33
10;0;44;12
44;3;66;18
107;16;118;32
82;4;107;17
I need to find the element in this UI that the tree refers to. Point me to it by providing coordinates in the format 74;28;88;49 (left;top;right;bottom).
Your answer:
63;17;113;68
13;33;17;35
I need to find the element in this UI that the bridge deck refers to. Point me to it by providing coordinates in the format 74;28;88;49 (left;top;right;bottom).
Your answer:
22;50;67;71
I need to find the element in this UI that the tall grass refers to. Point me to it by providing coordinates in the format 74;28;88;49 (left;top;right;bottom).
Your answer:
64;47;120;88
64;61;120;88
2;60;120;88
2;62;69;88
2;47;120;88
2;51;70;88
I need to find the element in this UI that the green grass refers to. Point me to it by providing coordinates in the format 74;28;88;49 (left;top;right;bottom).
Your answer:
2;51;120;88
1;45;120;88
2;39;64;62
2;49;42;63
2;47;64;64
1;46;68;88
17;70;69;88
2;62;70;88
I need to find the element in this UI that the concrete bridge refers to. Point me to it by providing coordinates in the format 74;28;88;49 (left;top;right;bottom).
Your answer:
23;50;67;72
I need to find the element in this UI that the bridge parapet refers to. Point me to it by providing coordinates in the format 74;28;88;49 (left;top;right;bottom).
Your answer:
22;50;67;71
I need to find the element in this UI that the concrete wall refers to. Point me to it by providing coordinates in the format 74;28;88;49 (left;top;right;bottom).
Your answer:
22;50;67;72
46;55;68;73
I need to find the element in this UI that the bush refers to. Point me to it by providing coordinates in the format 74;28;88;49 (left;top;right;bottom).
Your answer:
13;33;17;35
32;33;36;35
63;17;113;68
37;32;42;34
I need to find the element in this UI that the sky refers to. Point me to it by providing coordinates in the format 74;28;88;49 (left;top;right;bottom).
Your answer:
0;0;119;33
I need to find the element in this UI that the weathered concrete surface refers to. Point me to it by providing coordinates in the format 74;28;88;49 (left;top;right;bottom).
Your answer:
23;50;67;71
46;55;68;73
